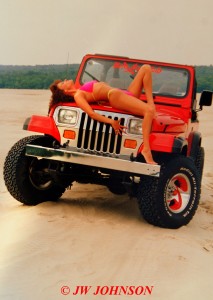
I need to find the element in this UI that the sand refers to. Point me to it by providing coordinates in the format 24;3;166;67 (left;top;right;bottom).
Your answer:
0;89;212;300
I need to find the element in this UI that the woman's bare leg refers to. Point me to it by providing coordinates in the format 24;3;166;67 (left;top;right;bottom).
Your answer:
128;64;154;105
128;64;156;163
108;90;157;164
141;107;156;164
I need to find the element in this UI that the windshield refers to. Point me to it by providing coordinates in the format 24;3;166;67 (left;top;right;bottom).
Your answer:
80;58;189;98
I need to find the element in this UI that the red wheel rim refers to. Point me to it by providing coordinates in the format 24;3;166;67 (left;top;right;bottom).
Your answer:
166;173;191;213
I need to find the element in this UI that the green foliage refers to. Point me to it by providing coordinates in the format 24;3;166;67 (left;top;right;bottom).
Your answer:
0;64;212;92
195;65;213;92
0;64;79;89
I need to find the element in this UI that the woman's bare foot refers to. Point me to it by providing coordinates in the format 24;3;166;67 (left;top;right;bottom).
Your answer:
141;149;158;165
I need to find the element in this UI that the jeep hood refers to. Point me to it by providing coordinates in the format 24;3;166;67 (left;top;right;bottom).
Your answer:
152;108;186;132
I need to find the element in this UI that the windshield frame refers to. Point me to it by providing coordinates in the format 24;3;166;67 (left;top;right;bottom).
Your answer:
79;57;190;100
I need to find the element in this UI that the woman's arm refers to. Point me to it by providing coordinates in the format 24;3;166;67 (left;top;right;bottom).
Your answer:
74;91;125;134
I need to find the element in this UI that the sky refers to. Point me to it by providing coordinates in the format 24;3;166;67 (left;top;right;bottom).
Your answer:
0;0;212;66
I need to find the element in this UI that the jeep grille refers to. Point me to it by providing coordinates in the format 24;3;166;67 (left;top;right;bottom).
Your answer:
77;112;125;155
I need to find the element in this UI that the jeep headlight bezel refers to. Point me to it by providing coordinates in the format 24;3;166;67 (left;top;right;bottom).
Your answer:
57;108;78;126
128;118;142;135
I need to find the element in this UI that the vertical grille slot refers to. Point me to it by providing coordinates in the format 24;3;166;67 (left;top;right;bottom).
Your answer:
77;112;124;155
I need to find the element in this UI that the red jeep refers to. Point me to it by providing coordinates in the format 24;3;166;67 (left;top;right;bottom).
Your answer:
4;54;212;228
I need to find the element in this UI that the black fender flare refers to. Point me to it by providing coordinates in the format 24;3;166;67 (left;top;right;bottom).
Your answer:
187;132;202;160
172;137;187;154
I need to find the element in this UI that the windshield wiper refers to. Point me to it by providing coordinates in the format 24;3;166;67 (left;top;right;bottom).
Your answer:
84;71;100;82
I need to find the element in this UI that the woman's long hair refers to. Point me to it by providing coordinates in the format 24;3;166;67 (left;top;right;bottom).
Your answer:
49;80;74;112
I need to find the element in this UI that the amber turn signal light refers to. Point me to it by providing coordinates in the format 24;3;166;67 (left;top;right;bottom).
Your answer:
124;139;137;149
63;130;76;139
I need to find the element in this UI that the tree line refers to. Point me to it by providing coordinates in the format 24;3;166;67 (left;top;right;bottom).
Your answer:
0;64;79;90
195;65;213;92
0;64;212;92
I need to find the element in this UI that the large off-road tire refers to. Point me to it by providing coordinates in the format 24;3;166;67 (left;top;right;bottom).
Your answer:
137;156;201;229
4;135;66;205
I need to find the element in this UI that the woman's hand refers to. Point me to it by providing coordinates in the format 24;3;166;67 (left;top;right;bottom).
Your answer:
111;119;127;135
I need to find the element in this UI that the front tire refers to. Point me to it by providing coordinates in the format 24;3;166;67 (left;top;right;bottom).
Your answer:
4;135;66;205
137;156;201;229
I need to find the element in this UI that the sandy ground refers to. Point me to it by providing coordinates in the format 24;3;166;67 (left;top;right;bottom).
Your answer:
0;89;213;300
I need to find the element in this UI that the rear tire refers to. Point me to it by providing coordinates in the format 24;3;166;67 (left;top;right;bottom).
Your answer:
4;135;66;205
137;156;201;229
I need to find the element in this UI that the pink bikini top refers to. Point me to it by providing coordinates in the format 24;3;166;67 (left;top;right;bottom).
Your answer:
78;80;133;102
79;80;98;93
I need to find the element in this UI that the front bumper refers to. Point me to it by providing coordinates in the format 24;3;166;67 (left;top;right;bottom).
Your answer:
25;145;161;177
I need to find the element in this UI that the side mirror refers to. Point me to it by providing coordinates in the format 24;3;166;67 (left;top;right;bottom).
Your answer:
199;90;212;110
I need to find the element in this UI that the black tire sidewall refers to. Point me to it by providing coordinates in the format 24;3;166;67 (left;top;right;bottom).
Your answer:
157;157;200;228
194;146;205;181
137;156;201;228
4;135;65;205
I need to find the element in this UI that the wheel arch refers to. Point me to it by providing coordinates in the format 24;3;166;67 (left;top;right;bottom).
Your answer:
172;136;188;155
187;131;202;160
23;115;61;143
